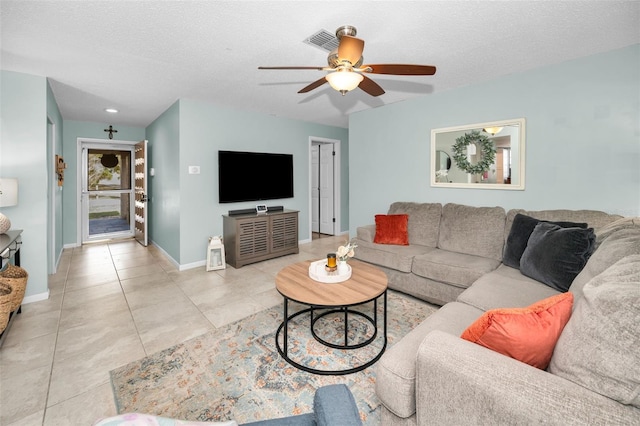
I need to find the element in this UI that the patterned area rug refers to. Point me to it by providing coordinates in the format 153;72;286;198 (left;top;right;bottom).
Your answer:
110;290;436;425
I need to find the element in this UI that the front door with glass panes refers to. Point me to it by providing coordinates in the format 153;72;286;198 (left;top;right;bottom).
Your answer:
81;145;135;242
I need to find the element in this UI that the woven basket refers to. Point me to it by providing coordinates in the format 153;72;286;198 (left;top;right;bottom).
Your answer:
0;281;13;333
0;264;28;312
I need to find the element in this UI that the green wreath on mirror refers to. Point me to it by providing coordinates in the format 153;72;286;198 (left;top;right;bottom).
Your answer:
451;130;497;175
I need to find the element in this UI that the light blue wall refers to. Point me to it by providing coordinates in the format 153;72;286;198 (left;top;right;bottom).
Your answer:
47;81;64;268
61;121;145;245
172;99;348;265
58;100;346;268
348;44;640;233
145;101;181;261
0;71;49;299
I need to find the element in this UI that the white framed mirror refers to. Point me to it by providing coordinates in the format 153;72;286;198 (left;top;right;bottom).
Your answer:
431;118;526;190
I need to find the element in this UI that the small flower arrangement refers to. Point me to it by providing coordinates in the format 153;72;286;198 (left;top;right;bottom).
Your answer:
336;240;358;262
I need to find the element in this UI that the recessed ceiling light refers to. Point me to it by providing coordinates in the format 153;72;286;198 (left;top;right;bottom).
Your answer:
105;108;118;113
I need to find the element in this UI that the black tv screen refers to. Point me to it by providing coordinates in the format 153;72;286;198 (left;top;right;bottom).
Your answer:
218;150;294;203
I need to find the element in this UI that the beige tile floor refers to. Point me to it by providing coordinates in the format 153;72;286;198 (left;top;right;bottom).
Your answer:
0;234;345;425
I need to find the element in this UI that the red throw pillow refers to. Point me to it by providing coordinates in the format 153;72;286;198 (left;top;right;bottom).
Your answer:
374;214;410;245
460;292;573;369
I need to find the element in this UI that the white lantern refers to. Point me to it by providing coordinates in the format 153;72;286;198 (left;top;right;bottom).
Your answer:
206;236;226;271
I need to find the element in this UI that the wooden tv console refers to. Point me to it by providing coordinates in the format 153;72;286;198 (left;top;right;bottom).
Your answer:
222;209;299;268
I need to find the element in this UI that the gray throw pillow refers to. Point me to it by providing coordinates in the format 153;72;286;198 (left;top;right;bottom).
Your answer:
503;213;588;269
548;255;640;408
520;222;595;291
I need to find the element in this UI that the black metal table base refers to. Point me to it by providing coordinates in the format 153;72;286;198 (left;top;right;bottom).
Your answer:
275;290;387;375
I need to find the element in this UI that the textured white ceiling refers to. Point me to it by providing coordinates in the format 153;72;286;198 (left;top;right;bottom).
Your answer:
1;1;639;129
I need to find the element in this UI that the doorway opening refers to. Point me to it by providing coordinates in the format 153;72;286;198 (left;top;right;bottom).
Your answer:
77;139;148;246
85;147;133;240
309;137;341;240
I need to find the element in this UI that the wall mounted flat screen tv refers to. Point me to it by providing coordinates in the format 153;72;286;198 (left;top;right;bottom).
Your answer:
218;150;294;203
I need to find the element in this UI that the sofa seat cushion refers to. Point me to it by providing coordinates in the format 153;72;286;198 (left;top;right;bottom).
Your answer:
549;255;640;409
375;301;484;418
438;203;506;261
354;240;434;273
457;264;560;311
412;249;501;289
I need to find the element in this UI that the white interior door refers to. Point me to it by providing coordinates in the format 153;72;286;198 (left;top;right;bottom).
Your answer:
134;140;148;246
311;144;320;233
318;143;335;235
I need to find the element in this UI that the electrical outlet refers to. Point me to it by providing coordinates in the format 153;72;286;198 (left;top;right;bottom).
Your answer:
188;166;200;175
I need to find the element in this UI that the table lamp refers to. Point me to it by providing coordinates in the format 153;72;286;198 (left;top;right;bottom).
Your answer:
0;178;18;234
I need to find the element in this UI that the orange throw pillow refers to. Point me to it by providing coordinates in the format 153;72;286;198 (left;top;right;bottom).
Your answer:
374;214;409;245
460;292;573;369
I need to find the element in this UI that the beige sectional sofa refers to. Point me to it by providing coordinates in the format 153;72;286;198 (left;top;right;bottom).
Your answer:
353;202;640;425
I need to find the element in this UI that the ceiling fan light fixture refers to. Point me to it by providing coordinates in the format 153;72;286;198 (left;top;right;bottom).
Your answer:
325;70;363;95
483;126;503;136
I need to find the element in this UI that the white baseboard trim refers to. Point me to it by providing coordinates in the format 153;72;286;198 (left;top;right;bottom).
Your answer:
22;290;50;305
148;239;180;270
149;240;210;272
179;260;206;271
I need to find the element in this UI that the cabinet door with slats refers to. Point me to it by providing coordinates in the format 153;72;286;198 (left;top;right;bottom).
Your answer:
238;217;269;258
271;213;298;252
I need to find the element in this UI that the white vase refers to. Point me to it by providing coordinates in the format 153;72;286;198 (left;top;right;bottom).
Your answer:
337;260;348;274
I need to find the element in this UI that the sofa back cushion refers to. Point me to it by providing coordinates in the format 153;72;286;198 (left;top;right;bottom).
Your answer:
505;209;622;243
502;213;588;269
388;202;442;247
548;255;640;409
438;203;506;261
569;219;640;303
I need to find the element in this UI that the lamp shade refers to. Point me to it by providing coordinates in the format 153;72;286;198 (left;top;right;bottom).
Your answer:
325;70;364;93
0;179;18;207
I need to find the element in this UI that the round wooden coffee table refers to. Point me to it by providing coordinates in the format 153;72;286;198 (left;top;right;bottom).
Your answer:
275;259;388;375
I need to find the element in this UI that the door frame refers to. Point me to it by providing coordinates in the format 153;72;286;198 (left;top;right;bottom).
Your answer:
47;116;56;274
308;136;341;239
76;137;140;246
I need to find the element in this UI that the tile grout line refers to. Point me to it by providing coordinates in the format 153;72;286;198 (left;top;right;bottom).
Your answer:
41;248;72;424
107;242;149;358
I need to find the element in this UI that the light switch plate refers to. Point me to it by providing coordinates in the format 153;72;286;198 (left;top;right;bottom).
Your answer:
188;166;200;174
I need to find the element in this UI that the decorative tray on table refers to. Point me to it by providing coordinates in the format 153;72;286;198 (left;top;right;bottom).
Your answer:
308;259;352;283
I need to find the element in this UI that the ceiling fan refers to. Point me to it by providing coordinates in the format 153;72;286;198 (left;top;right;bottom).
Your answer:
258;25;437;97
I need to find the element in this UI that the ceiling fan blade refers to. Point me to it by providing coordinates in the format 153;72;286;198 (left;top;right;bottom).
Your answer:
298;77;328;93
358;75;385;97
258;66;326;70
337;35;365;65
362;64;437;75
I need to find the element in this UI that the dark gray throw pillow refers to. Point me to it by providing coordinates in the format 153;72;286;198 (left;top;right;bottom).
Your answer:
520;222;595;291
503;214;588;269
